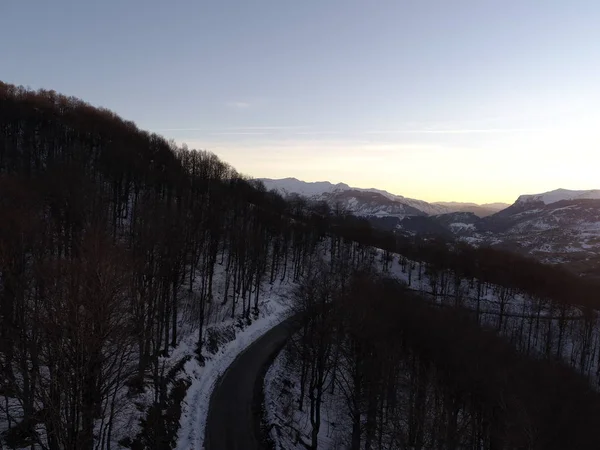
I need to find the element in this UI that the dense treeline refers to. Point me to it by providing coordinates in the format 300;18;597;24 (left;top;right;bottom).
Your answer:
345;222;600;312
380;238;600;383
339;219;600;384
288;268;600;449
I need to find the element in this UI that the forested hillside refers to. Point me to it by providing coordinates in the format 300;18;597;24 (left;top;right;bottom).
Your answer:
0;82;336;448
2;82;600;449
268;268;600;449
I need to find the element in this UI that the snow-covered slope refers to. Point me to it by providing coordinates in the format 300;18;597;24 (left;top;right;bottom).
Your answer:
322;189;426;219
260;177;350;198
461;190;600;276
382;188;600;277
475;198;600;276
516;188;600;205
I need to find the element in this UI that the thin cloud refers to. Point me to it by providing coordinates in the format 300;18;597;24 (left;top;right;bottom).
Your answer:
155;127;212;132
160;127;545;135
234;126;308;130
226;101;251;109
365;128;545;134
154;125;308;132
209;132;269;136
293;131;344;136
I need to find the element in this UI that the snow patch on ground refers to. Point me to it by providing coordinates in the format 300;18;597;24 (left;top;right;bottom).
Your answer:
264;346;349;450
449;222;475;231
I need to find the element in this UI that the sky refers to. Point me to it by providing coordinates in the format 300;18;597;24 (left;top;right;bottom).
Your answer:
1;1;600;203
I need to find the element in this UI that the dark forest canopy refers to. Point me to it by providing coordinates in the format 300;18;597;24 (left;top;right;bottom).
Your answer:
288;269;600;450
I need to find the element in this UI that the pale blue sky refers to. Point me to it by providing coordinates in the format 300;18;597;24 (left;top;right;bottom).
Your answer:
2;1;599;202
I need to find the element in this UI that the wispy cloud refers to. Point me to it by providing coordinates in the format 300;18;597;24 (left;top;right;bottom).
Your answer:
209;132;269;136
225;101;251;109
178;138;444;156
235;126;307;130
364;128;545;134
159;126;546;138
155;127;212;132
293;131;344;136
155;125;307;132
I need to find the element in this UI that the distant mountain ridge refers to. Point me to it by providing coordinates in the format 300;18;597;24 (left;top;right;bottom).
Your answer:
259;177;350;198
516;188;600;205
260;179;600;277
259;177;508;217
407;190;600;277
432;201;509;217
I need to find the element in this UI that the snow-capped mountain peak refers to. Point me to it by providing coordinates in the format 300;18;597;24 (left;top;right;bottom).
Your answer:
260;177;350;198
516;188;600;205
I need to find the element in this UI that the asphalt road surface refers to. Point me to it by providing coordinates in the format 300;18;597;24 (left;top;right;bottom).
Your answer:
204;315;300;449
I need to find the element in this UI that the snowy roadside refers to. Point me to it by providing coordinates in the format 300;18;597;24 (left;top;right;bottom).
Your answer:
167;244;573;450
175;280;295;450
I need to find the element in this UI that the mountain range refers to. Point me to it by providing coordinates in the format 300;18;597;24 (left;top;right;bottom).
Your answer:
260;177;508;217
260;179;600;277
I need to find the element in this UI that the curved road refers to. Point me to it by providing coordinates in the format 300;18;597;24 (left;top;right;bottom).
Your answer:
204;315;300;449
